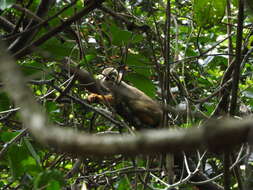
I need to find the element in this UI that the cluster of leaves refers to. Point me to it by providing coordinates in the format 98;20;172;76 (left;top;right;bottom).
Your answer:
0;0;253;189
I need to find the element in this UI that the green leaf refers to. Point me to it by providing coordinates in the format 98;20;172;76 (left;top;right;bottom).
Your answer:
245;0;253;18
23;138;41;165
0;0;15;10
79;54;96;66
39;38;76;60
126;73;156;98
131;34;144;43
34;170;65;189
193;0;226;28
0;93;10;111
243;88;253;99
232;0;238;7
20;60;45;77
0;131;20;142
197;77;212;86
7;144;29;178
60;2;83;18
203;56;227;68
124;53;155;97
126;54;150;77
45;102;59;113
45;102;62;122
185;47;198;57
0;181;4;188
46;180;61;190
248;99;253;109
189;36;211;44
109;24;132;45
247;36;253;49
115;178;130;190
203;102;215;115
21;156;41;176
7;143;42;179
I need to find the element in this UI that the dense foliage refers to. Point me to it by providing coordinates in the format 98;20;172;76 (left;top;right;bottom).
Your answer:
0;0;253;189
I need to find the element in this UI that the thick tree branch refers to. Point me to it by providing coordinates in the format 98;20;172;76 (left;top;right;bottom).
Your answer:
230;0;244;116
0;16;15;33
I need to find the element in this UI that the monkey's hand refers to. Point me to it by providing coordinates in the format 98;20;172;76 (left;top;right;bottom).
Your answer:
87;93;114;104
87;93;101;103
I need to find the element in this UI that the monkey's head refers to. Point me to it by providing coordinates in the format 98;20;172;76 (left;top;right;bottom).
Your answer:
100;67;123;91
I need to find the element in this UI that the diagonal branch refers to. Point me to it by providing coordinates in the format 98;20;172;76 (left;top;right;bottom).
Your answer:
13;0;105;59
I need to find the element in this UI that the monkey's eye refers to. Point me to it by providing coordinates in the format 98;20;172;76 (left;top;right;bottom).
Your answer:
106;73;117;81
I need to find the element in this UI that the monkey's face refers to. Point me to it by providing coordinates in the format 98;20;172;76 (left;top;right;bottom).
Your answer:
100;68;123;90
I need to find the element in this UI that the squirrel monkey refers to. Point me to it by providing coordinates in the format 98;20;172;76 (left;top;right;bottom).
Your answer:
88;68;162;128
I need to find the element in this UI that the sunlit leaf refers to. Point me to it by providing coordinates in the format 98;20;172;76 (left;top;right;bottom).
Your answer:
0;0;15;10
243;88;253;99
193;0;226;28
46;180;61;190
23;138;41;165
